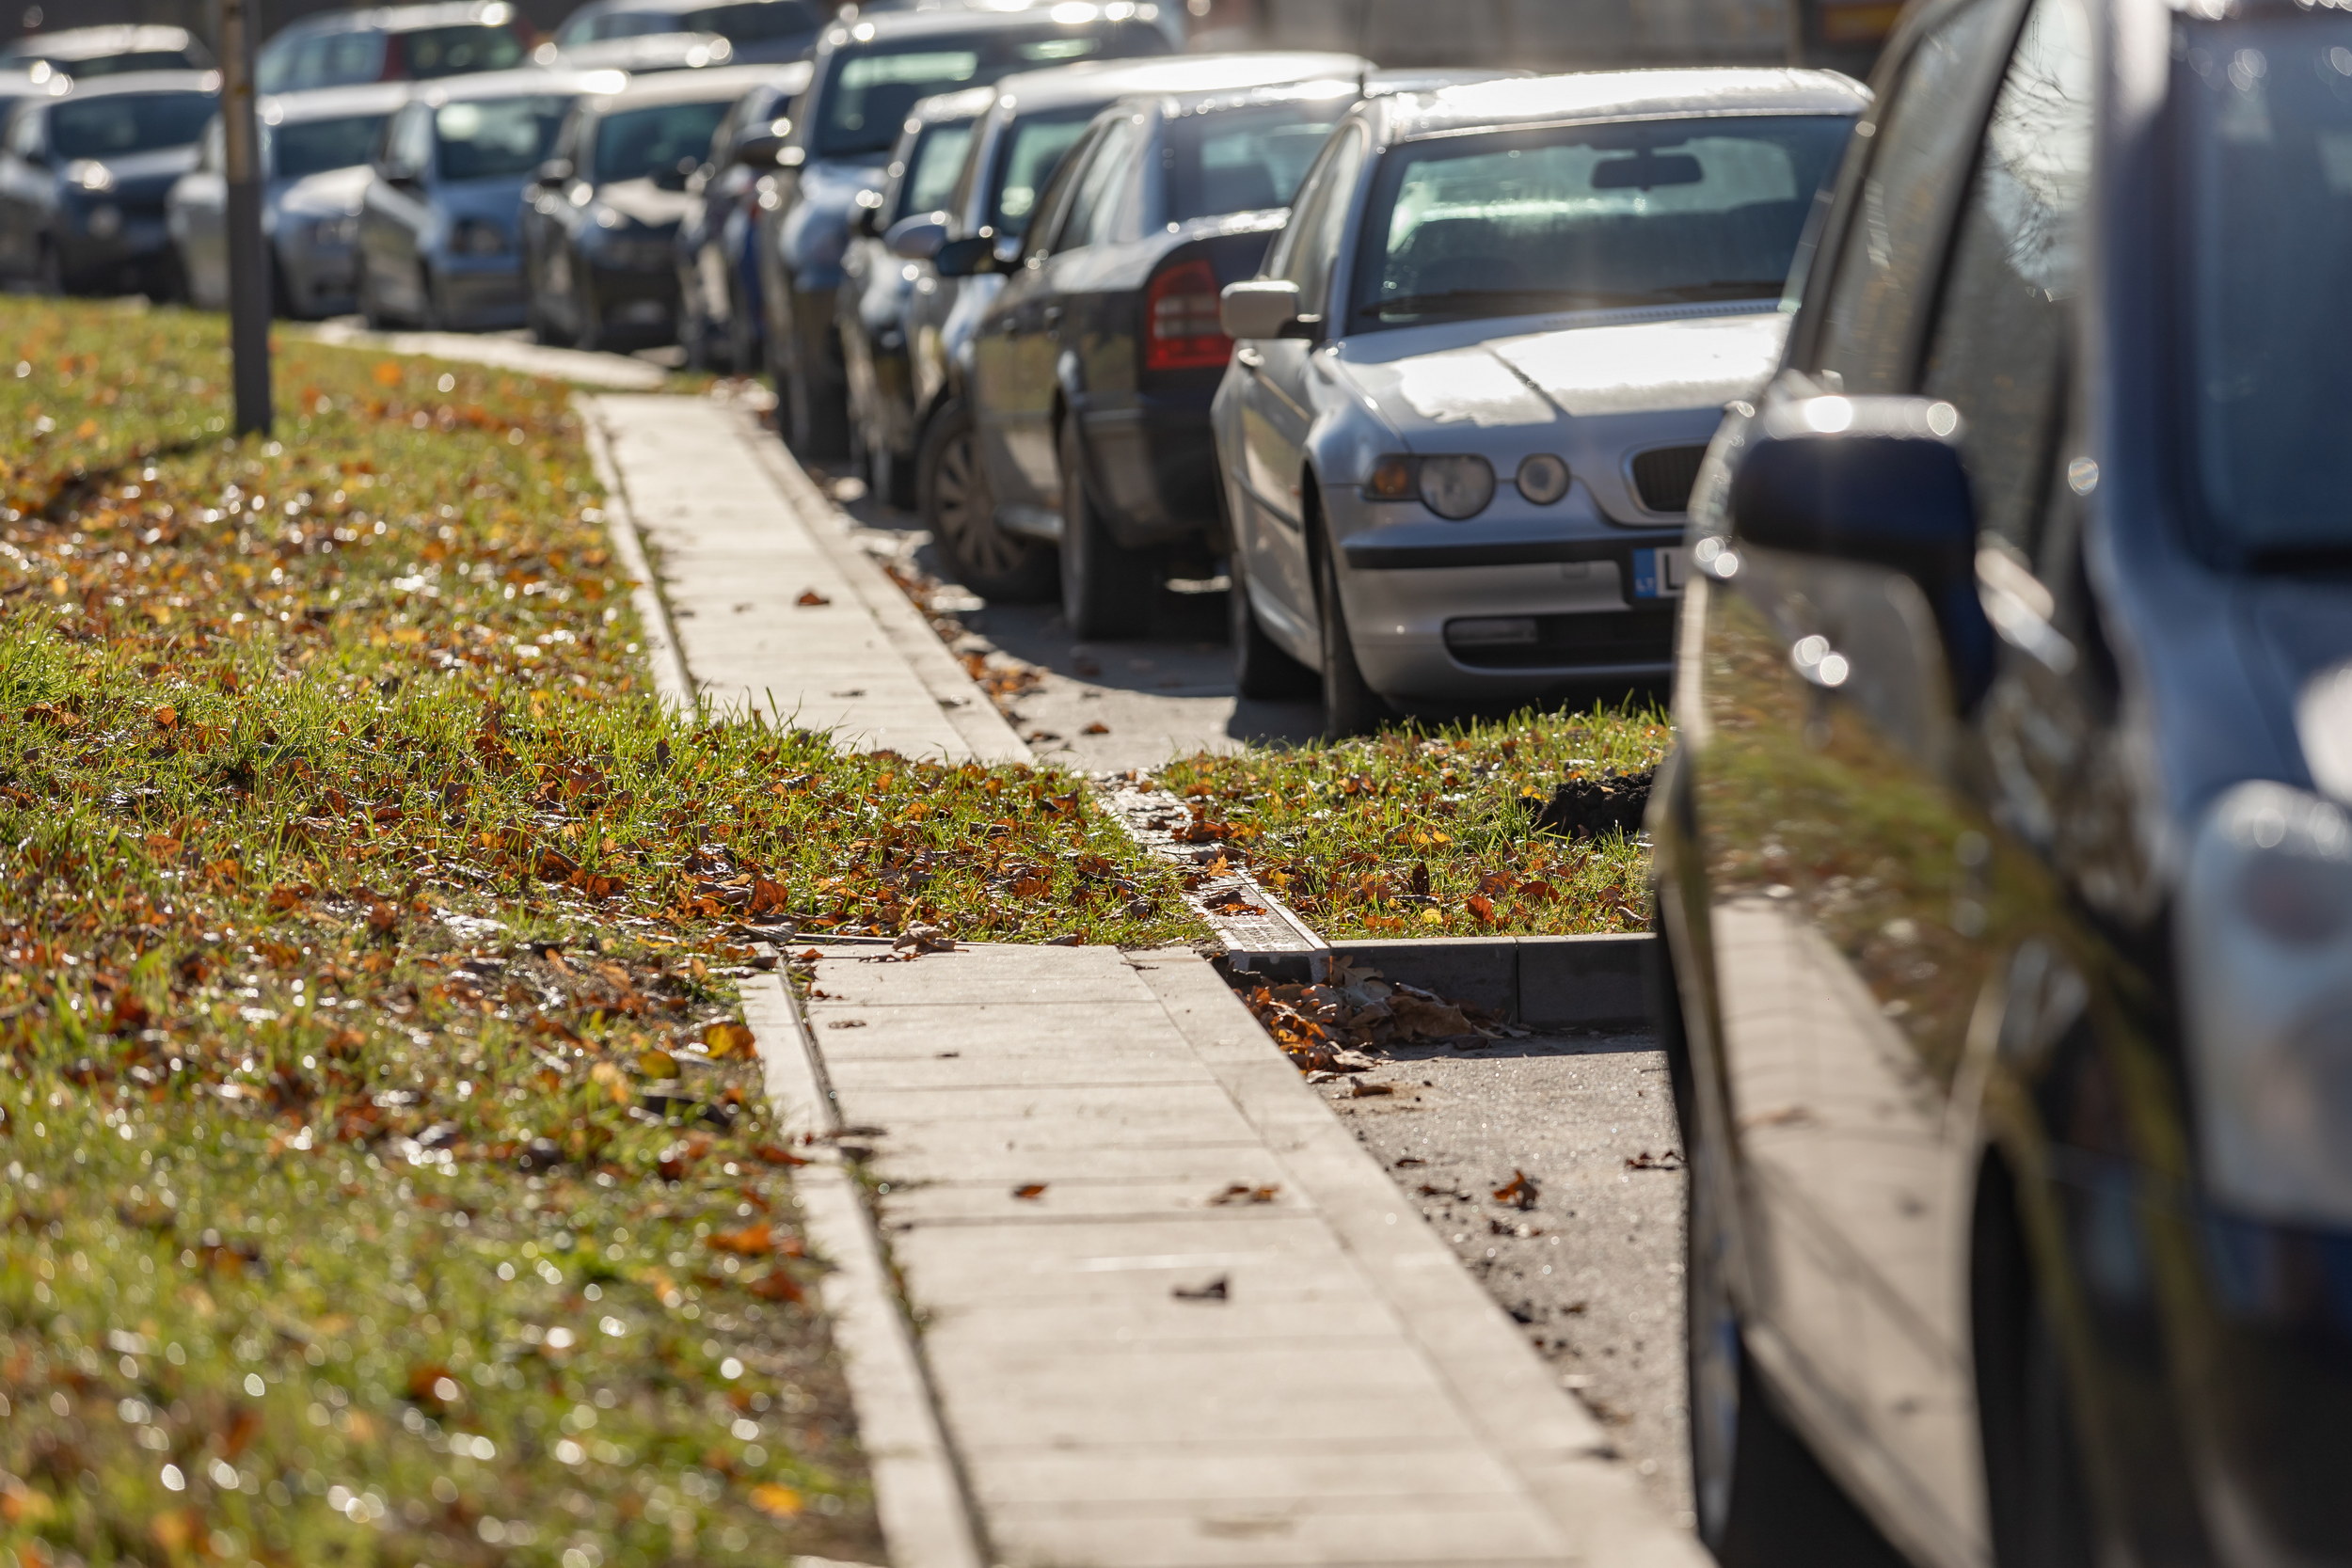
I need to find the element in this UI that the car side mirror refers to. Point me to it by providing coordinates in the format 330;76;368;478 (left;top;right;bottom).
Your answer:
934;233;998;277
851;198;882;238
885;213;946;261
732;131;785;167
534;157;573;188
1220;278;1302;341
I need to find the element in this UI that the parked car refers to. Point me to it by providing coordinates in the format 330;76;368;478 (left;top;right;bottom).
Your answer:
0;67;69;121
521;64;784;351
550;0;829;65
257;3;532;96
1656;0;2352;1561
675;62;816;371
0;25;213;81
1211;71;1861;732
168;84;407;318
548;31;739;74
356;68;616;331
0;71;216;295
835;84;993;500
753;3;1171;456
964;65;1415;630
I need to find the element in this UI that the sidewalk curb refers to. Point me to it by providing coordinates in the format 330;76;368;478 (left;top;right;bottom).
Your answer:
742;972;990;1568
1236;933;1654;1030
579;399;696;711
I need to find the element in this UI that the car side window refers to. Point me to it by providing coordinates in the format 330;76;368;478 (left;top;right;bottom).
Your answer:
1273;123;1366;323
1025;122;1103;258
322;32;386;88
1054;112;1142;254
1811;0;2021;392
386;104;432;179
1919;0;2093;558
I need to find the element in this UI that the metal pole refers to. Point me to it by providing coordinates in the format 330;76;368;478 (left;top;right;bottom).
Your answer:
218;0;271;437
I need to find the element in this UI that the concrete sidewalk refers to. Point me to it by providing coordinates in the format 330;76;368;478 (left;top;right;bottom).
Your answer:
589;394;1703;1566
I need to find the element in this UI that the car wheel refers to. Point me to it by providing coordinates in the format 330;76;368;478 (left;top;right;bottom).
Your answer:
919;399;1055;602
870;441;915;511
1058;419;1156;641
1313;534;1389;737
1230;547;1313;699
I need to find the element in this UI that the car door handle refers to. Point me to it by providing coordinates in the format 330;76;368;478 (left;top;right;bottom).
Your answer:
1234;345;1264;370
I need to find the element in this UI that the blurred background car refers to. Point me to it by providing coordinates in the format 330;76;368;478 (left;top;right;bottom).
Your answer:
675;60;813;371
356;68;614;330
965;69;1500;634
755;3;1171;457
0;25;213;81
521;64;782;350
168;83;407;318
257;3;533;95
920;51;1362;606
548;30;738;72
0;70;216;295
1214;71;1861;733
549;0;828;64
835;82;991;502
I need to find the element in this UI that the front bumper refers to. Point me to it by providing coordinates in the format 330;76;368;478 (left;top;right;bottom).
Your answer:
1327;485;1683;702
429;252;527;331
57;208;172;291
584;252;680;341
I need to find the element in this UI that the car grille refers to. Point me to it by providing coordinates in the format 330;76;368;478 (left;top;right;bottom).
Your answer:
1444;608;1677;671
1629;445;1708;513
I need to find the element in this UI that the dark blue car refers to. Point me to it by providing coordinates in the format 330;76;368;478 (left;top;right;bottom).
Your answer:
0;71;215;295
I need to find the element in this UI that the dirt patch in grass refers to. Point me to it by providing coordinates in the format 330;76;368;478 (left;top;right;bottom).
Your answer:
0;298;1192;1567
1152;709;1668;939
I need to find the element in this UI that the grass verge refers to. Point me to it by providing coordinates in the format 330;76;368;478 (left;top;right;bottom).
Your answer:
0;297;1192;1568
1152;710;1669;939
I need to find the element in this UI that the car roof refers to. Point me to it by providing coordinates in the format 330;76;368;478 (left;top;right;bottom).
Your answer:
1375;68;1868;142
416;67;626;103
819;5;1150;48
589;60;809;106
1;24;199;61
53;70;219;101
991;50;1364;116
905;83;997;126
576;0;818;12
262;82;416;121
281;3;521;37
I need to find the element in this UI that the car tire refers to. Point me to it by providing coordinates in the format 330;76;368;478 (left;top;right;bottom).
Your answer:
1231;548;1314;699
1313;535;1389;737
1058;420;1157;641
1976;1170;2099;1568
919;398;1055;602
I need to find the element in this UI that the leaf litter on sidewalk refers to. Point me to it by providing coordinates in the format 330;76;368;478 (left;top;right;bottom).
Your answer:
0;298;1194;1567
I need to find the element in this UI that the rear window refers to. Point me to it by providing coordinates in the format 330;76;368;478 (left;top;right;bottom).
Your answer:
434;94;569;181
50;91;215;159
271;112;390;180
592;98;733;182
400;24;526;80
813;22;1166;159
1165;98;1349;223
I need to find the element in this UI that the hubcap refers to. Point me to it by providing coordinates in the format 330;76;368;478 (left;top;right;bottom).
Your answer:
936;432;1022;578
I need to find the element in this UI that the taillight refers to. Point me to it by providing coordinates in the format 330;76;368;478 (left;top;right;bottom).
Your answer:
1144;256;1231;372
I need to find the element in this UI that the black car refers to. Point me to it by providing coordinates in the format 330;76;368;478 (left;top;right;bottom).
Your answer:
676;64;812;372
959;68;1367;630
522;65;784;351
1652;0;2352;1560
836;83;993;502
0;25;213;81
752;4;1169;457
549;0;829;66
0;71;215;295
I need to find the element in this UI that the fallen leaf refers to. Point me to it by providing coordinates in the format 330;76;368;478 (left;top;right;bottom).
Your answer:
796;589;831;607
636;1049;680;1080
1492;1170;1540;1210
746;1270;803;1303
1172;1275;1230;1302
749;1483;803;1518
702;1021;755;1058
752;1142;809;1167
706;1223;775;1256
151;705;178;730
1207;1182;1279;1206
1011;1183;1047;1200
1350;1078;1396;1097
1082;721;1110;735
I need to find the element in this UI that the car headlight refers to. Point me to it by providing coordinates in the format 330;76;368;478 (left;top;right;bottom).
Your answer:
2180;780;2352;1225
1517;453;1570;506
449;216;509;256
1417;455;1495;520
66;158;114;194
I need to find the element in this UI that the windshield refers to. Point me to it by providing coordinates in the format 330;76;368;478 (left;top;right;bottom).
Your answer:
813;22;1164;159
2184;14;2352;565
50;91;215;159
434;95;569;181
593;98;733;182
401;24;526;79
991;106;1095;234
894;119;971;220
1166;98;1348;223
30;50;201;78
272;112;389;180
1349;114;1851;330
686;2;821;42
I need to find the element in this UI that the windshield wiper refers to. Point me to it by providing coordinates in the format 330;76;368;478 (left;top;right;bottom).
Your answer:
1650;279;1787;302
1374;287;1651;319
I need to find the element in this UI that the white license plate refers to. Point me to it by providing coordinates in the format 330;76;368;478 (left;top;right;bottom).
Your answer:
1632;546;1689;599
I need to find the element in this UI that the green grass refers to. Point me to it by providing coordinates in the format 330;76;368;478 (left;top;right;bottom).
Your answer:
0;297;1195;1568
1152;709;1668;939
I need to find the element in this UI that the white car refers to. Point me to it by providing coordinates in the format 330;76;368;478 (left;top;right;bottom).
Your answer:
1212;70;1866;732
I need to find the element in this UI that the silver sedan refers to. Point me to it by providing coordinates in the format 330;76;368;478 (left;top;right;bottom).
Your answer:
1213;70;1866;733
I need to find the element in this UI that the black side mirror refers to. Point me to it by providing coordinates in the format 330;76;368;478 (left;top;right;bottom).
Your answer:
850;196;883;238
534;156;573;187
934;233;998;278
732;131;786;168
1728;392;1993;698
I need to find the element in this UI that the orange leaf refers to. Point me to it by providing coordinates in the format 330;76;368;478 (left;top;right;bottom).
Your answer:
1012;1182;1047;1200
702;1021;755;1058
746;1269;803;1303
373;360;403;387
706;1223;774;1256
151;705;178;730
795;589;830;607
748;1483;803;1518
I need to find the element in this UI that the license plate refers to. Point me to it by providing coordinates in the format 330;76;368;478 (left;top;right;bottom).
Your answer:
1632;546;1689;599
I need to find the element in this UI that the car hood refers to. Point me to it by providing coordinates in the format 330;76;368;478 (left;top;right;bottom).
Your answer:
274;163;372;219
1340;306;1788;436
596;177;691;230
78;143;199;203
2234;576;2352;804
